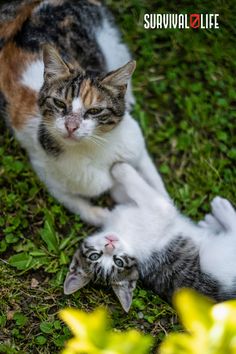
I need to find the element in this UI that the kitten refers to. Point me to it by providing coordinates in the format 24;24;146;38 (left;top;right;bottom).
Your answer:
0;0;167;225
64;163;236;312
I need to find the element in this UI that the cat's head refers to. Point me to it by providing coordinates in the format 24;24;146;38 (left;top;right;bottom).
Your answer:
64;232;139;312
38;45;136;145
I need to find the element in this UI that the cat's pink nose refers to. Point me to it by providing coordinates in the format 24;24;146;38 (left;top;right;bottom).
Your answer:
65;120;79;134
105;235;118;243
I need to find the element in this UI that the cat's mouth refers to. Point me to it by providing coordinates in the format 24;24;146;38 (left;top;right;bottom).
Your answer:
105;243;115;250
63;133;84;142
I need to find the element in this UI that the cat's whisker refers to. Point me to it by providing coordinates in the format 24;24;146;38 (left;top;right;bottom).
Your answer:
89;135;106;148
92;134;108;143
87;136;104;148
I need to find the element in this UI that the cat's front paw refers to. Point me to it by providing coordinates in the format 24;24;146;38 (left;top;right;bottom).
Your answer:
85;207;111;227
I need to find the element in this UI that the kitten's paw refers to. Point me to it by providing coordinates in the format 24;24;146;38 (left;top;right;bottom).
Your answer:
198;213;223;233
211;197;236;231
111;162;132;180
83;207;111;227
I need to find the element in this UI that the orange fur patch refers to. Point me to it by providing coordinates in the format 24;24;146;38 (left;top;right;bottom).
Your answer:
79;79;103;108
0;1;42;40
0;42;39;129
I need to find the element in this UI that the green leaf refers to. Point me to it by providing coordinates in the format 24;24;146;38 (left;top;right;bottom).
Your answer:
40;322;54;334
39;215;59;254
35;335;47;345
0;315;6;328
59;235;74;250
29;250;47;257
59;251;68;265
53;320;62;330
13;313;28;327
6;234;19;244
9;253;33;270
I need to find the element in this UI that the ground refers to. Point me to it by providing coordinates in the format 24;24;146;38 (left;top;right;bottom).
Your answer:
1;0;236;353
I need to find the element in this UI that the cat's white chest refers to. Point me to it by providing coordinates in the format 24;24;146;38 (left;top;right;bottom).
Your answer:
18;113;144;198
47;148;113;197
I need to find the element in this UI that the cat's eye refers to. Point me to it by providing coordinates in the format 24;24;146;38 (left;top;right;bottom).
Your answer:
88;252;101;261
114;258;124;268
53;98;66;110
86;108;103;115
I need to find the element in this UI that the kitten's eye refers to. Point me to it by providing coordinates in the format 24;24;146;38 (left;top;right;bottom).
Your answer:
114;258;124;268
53;98;66;110
86;108;103;115
88;252;101;261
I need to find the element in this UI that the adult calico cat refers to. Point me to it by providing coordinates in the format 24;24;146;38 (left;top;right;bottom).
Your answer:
0;0;167;225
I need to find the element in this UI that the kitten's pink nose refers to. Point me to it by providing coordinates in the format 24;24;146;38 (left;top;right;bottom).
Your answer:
65;120;79;134
105;235;118;251
105;235;118;243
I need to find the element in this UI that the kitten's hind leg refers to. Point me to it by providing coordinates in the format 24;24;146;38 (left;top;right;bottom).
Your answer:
211;196;236;232
198;213;224;234
137;150;169;199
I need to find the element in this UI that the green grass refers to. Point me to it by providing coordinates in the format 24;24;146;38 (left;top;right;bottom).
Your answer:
1;0;236;352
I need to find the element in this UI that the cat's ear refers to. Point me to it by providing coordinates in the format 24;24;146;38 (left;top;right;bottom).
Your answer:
101;61;136;87
112;280;137;313
43;44;71;81
64;249;91;295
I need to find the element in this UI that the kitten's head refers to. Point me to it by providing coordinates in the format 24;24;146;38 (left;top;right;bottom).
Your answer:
38;45;136;145
64;232;139;312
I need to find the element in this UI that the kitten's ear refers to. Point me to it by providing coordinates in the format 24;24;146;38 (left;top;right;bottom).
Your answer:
101;61;136;87
112;280;137;313
43;44;71;81
64;249;91;295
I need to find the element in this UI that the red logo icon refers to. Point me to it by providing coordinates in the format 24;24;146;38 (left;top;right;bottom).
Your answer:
190;14;200;28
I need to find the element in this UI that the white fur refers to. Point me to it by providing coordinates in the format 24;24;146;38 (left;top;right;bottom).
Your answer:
21;60;44;92
96;18;135;109
96;19;131;72
85;163;236;291
16;111;167;225
72;97;83;113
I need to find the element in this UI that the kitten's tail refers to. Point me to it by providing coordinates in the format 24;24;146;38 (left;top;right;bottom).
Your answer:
0;0;43;43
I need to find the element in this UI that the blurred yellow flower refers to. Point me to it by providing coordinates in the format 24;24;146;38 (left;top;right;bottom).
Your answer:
160;289;236;354
59;308;153;354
